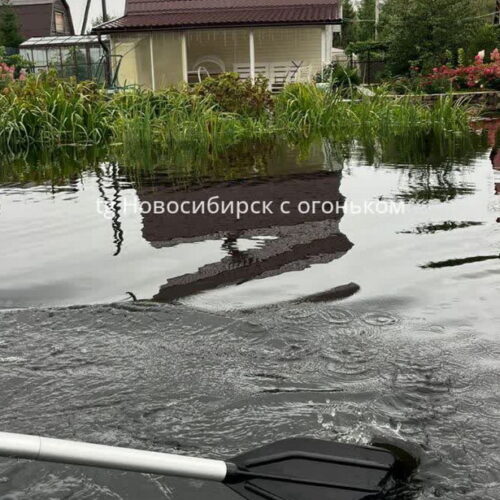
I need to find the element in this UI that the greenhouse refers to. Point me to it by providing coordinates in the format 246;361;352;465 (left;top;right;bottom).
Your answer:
19;35;110;82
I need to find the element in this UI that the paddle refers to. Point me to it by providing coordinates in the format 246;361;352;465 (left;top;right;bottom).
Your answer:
0;432;409;499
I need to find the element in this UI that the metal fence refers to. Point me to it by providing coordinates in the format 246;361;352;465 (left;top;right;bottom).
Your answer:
353;54;386;85
331;53;387;84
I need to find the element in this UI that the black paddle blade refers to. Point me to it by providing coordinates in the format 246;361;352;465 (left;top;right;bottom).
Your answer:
224;438;397;500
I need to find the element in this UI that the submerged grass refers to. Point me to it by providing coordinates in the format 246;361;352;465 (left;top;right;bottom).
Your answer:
110;87;273;160
275;83;472;143
0;73;477;165
0;76;112;152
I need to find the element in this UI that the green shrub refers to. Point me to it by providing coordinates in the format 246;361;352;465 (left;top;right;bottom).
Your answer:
345;40;389;58
0;46;31;78
191;72;273;117
387;76;422;95
466;24;500;64
314;63;361;94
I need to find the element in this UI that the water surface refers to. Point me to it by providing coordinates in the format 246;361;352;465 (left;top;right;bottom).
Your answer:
0;128;499;499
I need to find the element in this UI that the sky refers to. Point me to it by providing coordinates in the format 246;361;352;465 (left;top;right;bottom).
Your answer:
66;0;126;34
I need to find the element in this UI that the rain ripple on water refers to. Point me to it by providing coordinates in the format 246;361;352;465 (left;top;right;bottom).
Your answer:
0;302;498;500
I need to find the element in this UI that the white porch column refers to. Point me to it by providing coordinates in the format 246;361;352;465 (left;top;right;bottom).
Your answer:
320;26;327;66
320;26;327;80
181;32;188;83
149;32;156;91
249;29;255;84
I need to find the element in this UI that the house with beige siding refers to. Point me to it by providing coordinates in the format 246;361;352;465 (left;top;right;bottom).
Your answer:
94;0;342;90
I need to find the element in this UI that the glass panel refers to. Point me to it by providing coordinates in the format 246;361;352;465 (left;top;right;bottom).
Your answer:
47;47;61;65
89;47;103;64
32;49;48;66
60;47;74;78
19;48;32;62
90;63;100;81
22;36;109;48
74;48;90;80
60;47;72;62
28;37;43;45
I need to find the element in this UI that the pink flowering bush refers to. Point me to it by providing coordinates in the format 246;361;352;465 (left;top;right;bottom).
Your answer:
418;49;500;94
0;62;14;80
0;62;27;92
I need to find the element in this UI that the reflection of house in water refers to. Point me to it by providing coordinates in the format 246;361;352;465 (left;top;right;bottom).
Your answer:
135;166;355;302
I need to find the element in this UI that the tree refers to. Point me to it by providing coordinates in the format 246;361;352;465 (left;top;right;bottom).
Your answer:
0;0;23;48
340;0;358;48
357;0;376;41
477;0;497;21
474;0;499;23
381;0;479;75
467;23;500;62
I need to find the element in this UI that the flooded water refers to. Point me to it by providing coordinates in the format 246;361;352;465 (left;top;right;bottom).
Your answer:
0;126;499;499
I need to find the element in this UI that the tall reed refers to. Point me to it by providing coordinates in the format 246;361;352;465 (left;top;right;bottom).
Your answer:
0;73;113;153
0;74;474;164
275;84;471;143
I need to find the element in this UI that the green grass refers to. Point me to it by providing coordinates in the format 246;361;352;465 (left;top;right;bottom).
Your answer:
0;73;477;167
0;75;112;152
275;83;471;142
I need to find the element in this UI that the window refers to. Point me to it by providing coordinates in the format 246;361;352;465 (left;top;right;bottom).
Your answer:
55;12;65;33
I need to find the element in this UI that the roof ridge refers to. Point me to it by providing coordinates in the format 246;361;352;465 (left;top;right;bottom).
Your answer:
124;3;336;15
126;0;339;9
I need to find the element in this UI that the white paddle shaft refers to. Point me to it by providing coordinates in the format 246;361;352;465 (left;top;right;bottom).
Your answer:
0;432;227;481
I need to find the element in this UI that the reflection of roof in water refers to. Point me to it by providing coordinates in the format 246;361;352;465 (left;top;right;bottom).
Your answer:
134;171;355;302
139;171;345;244
153;220;354;302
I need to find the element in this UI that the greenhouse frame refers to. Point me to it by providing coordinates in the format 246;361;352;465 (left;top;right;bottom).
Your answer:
20;35;110;82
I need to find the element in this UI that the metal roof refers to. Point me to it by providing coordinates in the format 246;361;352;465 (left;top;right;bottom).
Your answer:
95;0;341;33
21;35;109;47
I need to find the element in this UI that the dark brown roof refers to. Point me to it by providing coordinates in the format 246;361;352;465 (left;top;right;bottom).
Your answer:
96;0;341;33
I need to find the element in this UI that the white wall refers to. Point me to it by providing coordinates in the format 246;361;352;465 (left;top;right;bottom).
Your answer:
111;25;331;89
111;33;152;88
187;26;325;79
